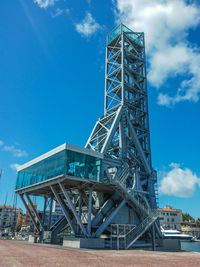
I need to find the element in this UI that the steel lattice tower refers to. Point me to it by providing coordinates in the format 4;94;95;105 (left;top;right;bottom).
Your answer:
84;24;161;248
16;24;161;250
86;24;157;209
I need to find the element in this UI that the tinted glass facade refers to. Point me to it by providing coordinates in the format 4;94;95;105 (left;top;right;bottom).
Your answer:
107;24;142;46
16;149;102;189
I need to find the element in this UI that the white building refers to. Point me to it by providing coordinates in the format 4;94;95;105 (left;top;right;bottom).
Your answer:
158;206;182;231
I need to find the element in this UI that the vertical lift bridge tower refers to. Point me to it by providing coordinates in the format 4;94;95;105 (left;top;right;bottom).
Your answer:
16;24;161;249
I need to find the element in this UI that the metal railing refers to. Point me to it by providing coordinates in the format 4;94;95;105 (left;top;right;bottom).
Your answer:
125;209;159;249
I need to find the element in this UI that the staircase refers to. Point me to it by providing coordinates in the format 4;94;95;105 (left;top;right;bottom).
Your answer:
117;164;129;184
111;167;160;248
125;209;159;249
50;216;67;235
113;179;149;216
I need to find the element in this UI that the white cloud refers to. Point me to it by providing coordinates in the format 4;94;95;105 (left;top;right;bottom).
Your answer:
75;12;100;37
10;163;21;171
51;8;70;18
114;0;200;106
0;140;3;146
3;145;28;158
159;163;200;197
33;0;55;9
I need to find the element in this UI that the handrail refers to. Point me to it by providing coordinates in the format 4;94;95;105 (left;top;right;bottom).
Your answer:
125;210;159;248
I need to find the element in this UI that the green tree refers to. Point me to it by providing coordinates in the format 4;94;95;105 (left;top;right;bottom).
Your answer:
196;218;200;226
182;213;195;222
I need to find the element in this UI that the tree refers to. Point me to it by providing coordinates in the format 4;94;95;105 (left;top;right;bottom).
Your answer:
182;213;195;222
196;218;200;226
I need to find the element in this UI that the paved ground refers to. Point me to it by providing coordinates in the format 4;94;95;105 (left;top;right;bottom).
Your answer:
1;240;200;266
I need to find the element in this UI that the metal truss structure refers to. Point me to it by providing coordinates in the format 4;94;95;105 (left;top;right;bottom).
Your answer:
16;24;161;249
85;24;161;248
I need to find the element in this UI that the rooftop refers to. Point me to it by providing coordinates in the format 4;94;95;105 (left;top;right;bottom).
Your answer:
158;207;181;213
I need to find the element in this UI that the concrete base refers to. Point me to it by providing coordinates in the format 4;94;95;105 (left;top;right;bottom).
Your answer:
158;239;181;252
28;235;35;243
63;238;105;249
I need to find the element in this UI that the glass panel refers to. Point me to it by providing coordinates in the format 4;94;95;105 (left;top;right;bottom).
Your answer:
127;33;143;46
108;25;121;44
16;149;102;189
107;24;143;46
121;24;132;33
65;150;102;182
16;150;65;189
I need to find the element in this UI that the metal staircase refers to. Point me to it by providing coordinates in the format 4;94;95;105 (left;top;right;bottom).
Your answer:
113;177;149;216
125;209;159;249
50;216;67;235
111;167;161;247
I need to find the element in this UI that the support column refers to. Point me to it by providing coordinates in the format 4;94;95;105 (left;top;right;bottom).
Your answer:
25;193;43;229
50;185;76;235
94;199;126;237
41;197;47;243
78;191;82;217
78;191;83;234
42;197;47;226
59;182;88;237
48;198;53;230
19;194;40;232
87;190;92;237
151;223;156;251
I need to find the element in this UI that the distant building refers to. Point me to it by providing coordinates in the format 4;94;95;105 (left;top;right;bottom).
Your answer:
158;205;182;231
53;201;63;215
0;205;23;232
38;201;64;230
181;221;200;238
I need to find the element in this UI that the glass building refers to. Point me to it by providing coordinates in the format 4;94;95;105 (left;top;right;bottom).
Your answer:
16;144;103;190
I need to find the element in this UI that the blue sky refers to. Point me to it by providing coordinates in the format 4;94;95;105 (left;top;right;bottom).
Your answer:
0;0;200;218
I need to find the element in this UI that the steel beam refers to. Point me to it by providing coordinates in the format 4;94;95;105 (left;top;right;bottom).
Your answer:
58;182;87;237
41;197;47;243
42;197;47;225
94;199;126;237
19;194;40;232
50;185;76;234
126;113;151;175
87;190;92;236
91;194;118;227
48;198;53;230
151;223;156;251
25;193;43;228
101;106;122;154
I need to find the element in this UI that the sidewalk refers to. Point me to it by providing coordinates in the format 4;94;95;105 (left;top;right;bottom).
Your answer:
0;240;200;266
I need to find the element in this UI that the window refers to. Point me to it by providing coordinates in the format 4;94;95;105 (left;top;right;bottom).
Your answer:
66;150;101;182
